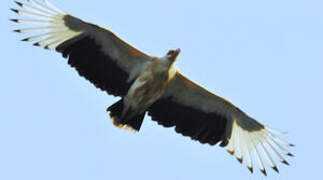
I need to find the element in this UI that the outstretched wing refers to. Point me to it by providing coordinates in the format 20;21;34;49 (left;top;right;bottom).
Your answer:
148;72;293;175
11;0;152;96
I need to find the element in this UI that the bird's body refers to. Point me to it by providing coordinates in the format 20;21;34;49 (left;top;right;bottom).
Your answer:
11;0;293;175
112;54;178;130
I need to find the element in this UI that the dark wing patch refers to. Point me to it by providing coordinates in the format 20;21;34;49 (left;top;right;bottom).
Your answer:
148;73;228;145
56;35;131;96
148;98;227;145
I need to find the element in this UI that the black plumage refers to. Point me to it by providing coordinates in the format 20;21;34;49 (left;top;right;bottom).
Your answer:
56;35;131;96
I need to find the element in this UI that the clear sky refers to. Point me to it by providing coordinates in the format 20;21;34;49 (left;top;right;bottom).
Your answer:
1;0;322;179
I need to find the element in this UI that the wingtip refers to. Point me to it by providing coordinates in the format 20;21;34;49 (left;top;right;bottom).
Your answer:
15;1;23;7
260;168;267;176
227;149;234;155
10;19;18;23
281;160;290;166
13;29;21;33
21;38;29;41
44;45;51;50
236;157;243;164
272;166;279;173
247;166;253;173
10;8;19;14
287;152;294;157
33;42;41;46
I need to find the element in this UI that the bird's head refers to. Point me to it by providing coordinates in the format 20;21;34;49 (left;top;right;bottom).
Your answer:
166;48;181;63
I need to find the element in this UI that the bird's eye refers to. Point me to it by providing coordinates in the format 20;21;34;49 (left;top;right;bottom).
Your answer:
167;50;175;56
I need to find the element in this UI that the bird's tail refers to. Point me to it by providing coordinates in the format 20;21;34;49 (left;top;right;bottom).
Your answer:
107;99;145;132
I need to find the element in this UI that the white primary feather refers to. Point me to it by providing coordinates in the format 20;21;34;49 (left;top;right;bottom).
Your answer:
44;0;66;14
243;129;253;172
11;0;81;50
12;19;51;25
28;0;59;15
16;1;52;16
225;115;293;175
44;32;78;49
12;9;53;19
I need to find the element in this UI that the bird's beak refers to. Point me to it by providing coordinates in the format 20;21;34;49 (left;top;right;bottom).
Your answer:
170;48;181;61
174;48;181;57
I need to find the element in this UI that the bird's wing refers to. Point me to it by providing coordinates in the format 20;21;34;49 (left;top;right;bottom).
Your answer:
148;72;293;175
11;0;153;96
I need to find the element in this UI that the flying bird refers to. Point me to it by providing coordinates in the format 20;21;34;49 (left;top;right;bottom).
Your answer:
11;0;293;175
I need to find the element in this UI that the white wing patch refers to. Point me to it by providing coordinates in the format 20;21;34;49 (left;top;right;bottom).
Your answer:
225;118;294;175
11;0;81;50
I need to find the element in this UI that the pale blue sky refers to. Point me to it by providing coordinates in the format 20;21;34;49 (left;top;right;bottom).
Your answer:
1;0;322;179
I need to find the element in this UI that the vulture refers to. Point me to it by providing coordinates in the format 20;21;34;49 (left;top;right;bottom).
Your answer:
11;0;293;175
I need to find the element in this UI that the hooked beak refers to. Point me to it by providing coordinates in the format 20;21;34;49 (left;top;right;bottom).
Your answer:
169;48;181;61
174;48;181;57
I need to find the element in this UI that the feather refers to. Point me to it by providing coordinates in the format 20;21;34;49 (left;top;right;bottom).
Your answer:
10;19;51;25
27;0;58;15
44;0;66;14
11;8;53;19
265;139;290;165
45;32;81;49
15;1;54;16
